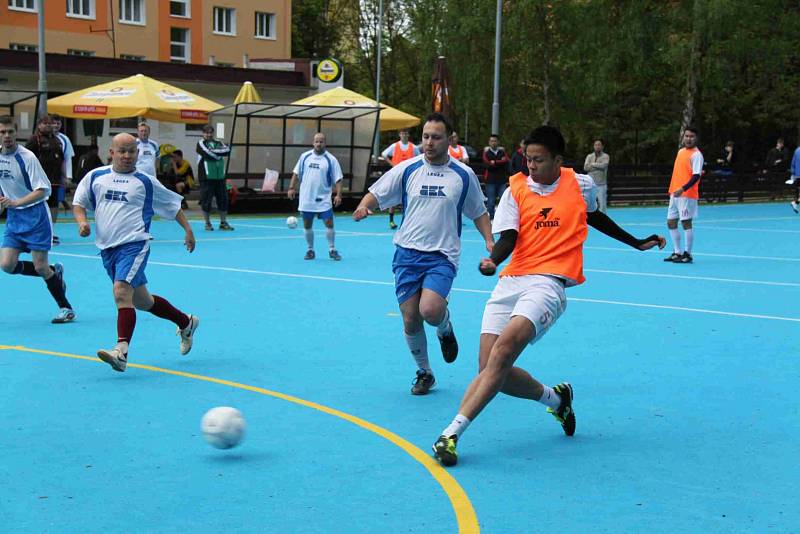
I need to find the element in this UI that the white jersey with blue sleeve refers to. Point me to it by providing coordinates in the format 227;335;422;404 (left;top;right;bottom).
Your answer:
0;145;51;208
135;138;160;177
73;165;182;250
369;155;487;268
57;132;75;180
293;150;343;212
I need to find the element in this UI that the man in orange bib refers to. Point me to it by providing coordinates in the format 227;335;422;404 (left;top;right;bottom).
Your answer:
380;129;421;229
432;126;666;467
664;127;704;264
448;132;469;164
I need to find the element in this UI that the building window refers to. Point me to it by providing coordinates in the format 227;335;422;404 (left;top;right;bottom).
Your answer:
119;0;145;24
170;27;190;63
68;49;96;57
9;43;38;52
255;12;276;39
169;0;189;18
213;7;236;35
8;0;36;12
120;54;145;61
66;0;94;19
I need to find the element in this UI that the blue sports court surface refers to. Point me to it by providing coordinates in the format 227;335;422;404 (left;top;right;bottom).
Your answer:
1;202;797;533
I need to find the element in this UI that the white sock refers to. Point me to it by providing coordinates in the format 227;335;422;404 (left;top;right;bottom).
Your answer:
669;228;682;254
435;307;452;337
684;228;694;253
304;228;314;250
441;414;471;439
404;330;430;371
326;227;335;249
538;385;561;409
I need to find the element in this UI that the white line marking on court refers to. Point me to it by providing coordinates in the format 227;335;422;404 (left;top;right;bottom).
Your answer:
585;268;800;287
55;235;302;247
50;252;800;323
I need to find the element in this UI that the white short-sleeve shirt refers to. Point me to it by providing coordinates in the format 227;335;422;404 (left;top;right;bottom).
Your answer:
73;165;182;250
135;138;160;177
0;145;51;208
369;155;487;268
492;172;598;234
293;150;344;212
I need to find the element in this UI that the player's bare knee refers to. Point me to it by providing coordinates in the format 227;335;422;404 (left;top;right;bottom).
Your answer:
0;259;16;273
419;302;444;325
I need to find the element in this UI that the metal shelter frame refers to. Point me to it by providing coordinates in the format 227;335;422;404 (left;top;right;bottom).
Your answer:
209;102;381;194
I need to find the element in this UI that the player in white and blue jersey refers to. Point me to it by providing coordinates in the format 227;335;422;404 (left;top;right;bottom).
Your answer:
353;113;494;395
52;114;74;209
135;122;159;178
72;133;198;373
287;132;344;260
0;115;75;323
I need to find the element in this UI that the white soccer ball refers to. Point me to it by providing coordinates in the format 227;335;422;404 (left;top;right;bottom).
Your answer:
201;406;246;449
286;216;298;229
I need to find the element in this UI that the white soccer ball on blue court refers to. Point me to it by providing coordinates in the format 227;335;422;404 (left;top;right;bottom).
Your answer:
286;216;298;229
201;406;246;449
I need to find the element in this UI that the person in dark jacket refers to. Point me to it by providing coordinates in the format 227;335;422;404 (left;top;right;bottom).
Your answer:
196;124;233;231
25;115;64;243
482;134;510;219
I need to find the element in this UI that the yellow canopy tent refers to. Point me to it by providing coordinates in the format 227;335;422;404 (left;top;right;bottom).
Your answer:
292;87;419;131
47;74;223;124
233;81;262;104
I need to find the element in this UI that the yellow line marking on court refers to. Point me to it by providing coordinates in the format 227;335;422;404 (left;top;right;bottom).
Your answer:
0;344;480;533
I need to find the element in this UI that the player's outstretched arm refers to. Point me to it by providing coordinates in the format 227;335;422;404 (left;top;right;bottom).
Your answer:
175;210;196;253
586;210;665;251
73;205;91;237
353;192;377;221
479;229;518;276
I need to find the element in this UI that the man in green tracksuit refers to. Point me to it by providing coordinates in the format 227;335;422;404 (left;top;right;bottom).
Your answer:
196;124;233;231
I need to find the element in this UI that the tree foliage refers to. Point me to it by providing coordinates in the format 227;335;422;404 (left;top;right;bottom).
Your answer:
296;0;800;164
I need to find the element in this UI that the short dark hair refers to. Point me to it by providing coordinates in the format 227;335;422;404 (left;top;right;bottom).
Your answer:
524;125;566;157
202;124;214;133
424;112;453;135
684;125;699;136
36;114;52;125
593;138;604;145
0;115;15;126
489;134;499;140
172;149;183;157
51;114;63;122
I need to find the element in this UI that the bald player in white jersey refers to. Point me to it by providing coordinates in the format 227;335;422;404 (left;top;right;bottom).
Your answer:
73;133;198;373
0;115;75;323
354;113;494;395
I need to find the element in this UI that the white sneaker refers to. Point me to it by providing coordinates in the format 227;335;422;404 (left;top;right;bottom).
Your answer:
792;201;799;214
97;346;128;372
178;315;200;355
785;177;797;185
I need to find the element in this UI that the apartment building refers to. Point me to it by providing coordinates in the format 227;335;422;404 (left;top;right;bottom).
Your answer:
1;0;291;66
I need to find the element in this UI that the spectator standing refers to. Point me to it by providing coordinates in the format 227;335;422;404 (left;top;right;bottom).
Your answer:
25;115;64;244
447;132;470;164
135;123;159;178
196;124;233;231
482;134;510;219
381;129;421;229
509;138;528;176
583;139;610;212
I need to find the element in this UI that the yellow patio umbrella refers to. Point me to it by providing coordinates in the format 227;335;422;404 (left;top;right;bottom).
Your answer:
47;73;223;124
292;87;419;131
234;81;262;104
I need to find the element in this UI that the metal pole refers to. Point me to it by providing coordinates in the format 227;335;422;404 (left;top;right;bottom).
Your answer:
372;0;383;161
490;0;502;135
37;0;47;117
